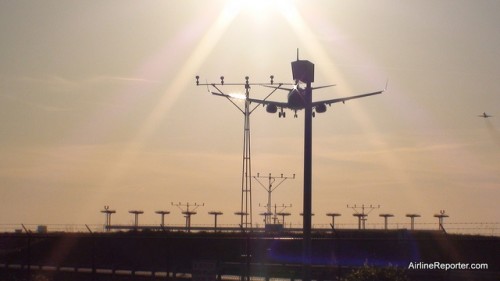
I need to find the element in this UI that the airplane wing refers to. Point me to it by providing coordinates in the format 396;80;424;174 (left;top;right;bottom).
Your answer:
262;84;336;91
210;91;231;98
262;84;296;92
478;113;492;118
312;89;384;107
247;97;289;108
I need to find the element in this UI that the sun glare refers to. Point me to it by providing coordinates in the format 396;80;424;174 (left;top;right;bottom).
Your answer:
97;2;242;195
228;93;247;100
223;0;294;20
228;0;288;9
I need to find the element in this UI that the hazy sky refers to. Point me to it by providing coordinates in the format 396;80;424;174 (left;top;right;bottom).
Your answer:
1;0;499;230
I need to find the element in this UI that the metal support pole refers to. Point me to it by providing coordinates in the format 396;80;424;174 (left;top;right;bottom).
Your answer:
406;214;420;231
209;211;223;232
303;81;313;281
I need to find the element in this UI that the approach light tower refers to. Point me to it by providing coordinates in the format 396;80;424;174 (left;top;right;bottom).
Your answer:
262;203;292;225
259;212;273;225
326;213;342;230
196;75;285;230
234;211;249;229
379;213;394;230
348;204;380;230
434;210;449;233
155;210;170;228
172;202;204;232
208;211;223;231
101;206;116;232
128;210;144;228
253;173;295;225
406;213;421;231
277;212;291;228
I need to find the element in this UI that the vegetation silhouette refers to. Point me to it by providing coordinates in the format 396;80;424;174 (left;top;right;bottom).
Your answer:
342;264;409;281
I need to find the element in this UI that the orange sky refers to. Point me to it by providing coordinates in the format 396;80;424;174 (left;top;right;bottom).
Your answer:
0;1;499;232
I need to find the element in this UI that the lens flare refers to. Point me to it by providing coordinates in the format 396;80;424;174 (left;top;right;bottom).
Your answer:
228;93;247;100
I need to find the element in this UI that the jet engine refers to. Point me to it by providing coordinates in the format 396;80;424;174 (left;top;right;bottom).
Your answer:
266;104;278;113
315;103;327;113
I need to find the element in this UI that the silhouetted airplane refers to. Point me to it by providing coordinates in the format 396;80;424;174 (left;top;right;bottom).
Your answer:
248;82;386;118
247;51;385;118
478;112;493;118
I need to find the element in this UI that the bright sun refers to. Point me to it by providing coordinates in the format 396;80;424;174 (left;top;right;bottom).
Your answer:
222;0;294;21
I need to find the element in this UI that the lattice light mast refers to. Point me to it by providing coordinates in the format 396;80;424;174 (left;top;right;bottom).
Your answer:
196;75;285;230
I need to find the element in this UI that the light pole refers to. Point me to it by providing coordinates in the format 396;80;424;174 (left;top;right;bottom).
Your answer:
172;202;203;232
101;206;116;232
128;210;144;229
208;211;223;231
348;204;380;230
379;214;394;230
434;210;449;233
253;173;295;225
406;214;421;231
155;210;170;228
326;213;342;230
277;212;291;228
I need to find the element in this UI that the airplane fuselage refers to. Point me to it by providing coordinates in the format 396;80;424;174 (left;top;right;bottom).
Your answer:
287;88;305;110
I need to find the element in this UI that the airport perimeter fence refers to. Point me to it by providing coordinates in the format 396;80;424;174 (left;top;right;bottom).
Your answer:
1;222;499;236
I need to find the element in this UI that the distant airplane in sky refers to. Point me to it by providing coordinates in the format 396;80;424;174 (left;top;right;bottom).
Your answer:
478;112;493;118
